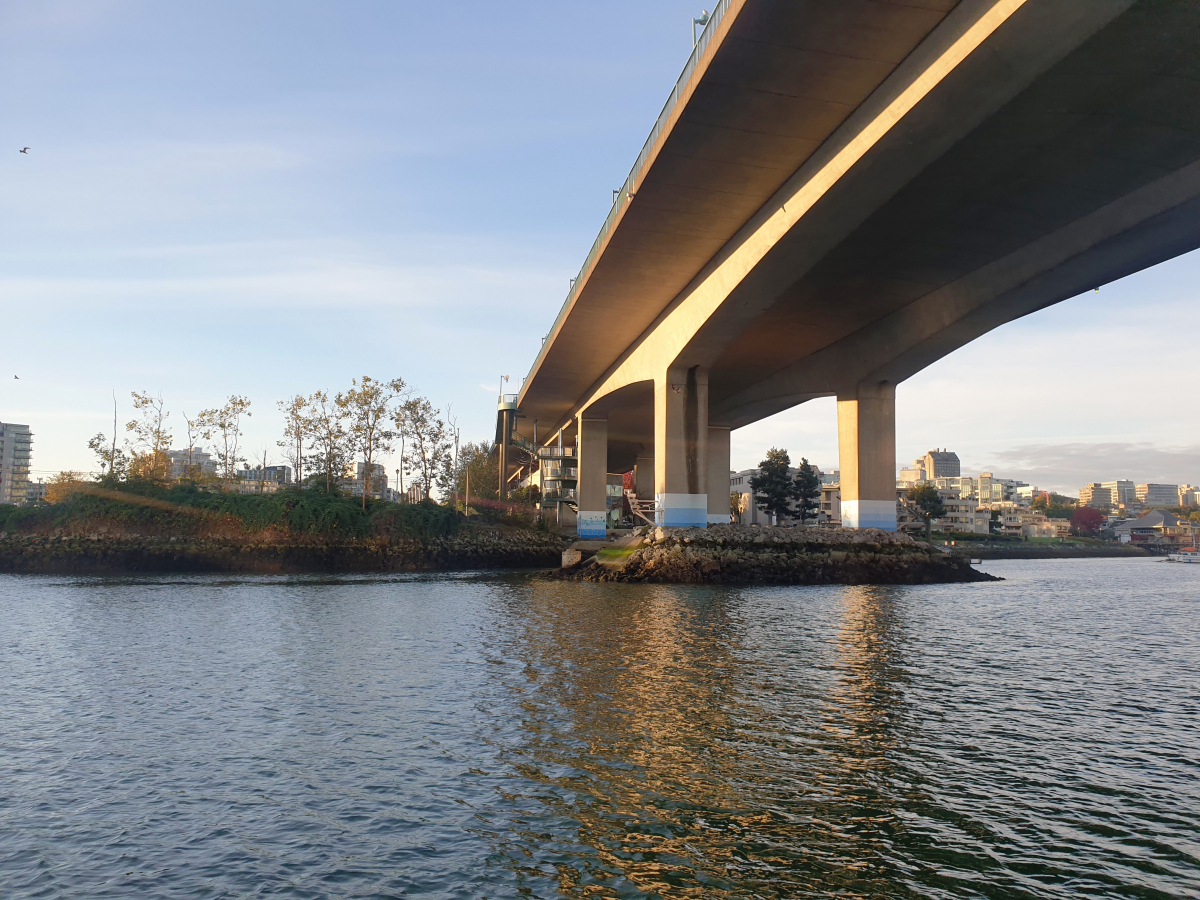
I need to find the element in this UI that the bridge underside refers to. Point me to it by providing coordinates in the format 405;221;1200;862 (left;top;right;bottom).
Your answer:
515;0;1200;534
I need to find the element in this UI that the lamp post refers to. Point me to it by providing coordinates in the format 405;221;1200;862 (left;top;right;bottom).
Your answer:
692;10;710;46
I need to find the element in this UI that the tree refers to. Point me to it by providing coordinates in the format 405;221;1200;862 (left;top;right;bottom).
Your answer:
793;457;821;525
730;491;743;523
125;391;172;482
1072;506;1105;537
398;396;450;500
749;448;795;523
277;394;310;488
303;390;351;494
179;411;209;481
197;395;251;490
45;472;86;504
907;482;946;539
88;432;128;484
337;376;407;509
450;441;498;504
252;446;273;494
444;406;461;510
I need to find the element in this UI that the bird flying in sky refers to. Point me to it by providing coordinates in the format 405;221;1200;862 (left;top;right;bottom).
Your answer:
13;375;19;379
20;148;29;154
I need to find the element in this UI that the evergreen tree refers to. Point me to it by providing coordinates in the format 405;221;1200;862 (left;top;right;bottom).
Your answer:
749;448;796;523
793;457;821;524
907;482;946;538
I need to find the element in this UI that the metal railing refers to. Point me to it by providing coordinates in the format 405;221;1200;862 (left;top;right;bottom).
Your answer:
521;0;733;393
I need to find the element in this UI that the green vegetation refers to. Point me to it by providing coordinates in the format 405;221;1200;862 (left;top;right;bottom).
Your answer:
1032;493;1076;519
906;483;946;539
793;458;821;525
749;448;796;521
0;481;460;540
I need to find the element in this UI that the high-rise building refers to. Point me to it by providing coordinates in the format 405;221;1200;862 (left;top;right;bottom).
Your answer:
0;422;33;505
1137;483;1180;507
922;449;960;479
1079;483;1112;508
1102;480;1136;506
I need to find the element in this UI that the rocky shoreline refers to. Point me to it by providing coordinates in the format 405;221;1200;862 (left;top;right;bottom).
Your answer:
552;524;997;585
0;529;569;575
946;542;1149;560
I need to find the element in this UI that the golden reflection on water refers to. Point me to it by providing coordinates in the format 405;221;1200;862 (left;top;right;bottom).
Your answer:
485;581;919;897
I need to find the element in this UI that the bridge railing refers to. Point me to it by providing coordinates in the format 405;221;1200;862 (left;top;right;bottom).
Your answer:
523;0;733;392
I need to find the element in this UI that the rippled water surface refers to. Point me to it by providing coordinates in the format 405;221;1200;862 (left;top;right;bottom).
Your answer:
1;558;1197;898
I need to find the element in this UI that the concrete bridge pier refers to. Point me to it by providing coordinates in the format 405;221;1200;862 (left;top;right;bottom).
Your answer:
576;415;608;538
634;455;654;501
706;425;730;525
837;382;897;531
655;366;709;527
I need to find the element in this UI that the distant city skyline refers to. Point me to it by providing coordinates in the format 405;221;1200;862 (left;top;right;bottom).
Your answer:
2;1;1199;495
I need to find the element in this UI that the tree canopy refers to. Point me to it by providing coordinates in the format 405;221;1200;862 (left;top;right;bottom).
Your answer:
749;448;795;522
906;483;945;538
793;458;821;525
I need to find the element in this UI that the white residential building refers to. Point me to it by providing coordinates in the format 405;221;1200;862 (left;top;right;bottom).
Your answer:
341;463;389;500
166;448;218;480
0;422;33;505
731;463;825;525
1137;483;1179;507
1103;480;1136;506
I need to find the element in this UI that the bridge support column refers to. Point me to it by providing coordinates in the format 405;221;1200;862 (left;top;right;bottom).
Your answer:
837;383;896;531
707;426;730;524
655;366;708;527
576;415;608;538
635;455;654;501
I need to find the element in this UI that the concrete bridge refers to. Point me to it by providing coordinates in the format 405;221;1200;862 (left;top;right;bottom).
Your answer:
511;0;1200;537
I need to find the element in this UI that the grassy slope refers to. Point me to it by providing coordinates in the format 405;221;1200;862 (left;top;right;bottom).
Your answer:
0;482;461;541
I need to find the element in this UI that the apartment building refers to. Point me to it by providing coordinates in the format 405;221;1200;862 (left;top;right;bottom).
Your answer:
1079;483;1112;509
923;449;960;478
1102;480;1136;507
341;462;389;500
0;422;33;505
731;463;825;525
1136;483;1180;507
165;448;218;480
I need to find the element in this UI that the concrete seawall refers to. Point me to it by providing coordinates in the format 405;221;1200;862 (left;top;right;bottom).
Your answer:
552;525;996;585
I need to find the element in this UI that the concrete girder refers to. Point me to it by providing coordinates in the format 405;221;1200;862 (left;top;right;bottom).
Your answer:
554;0;1129;437
712;158;1200;427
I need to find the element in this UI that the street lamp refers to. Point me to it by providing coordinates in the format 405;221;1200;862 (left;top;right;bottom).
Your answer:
692;10;710;46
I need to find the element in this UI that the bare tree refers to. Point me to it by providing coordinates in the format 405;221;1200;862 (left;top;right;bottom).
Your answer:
126;391;172;482
303;390;350;494
444;405;460;512
180;411;207;481
277;394;309;488
197;395;251;490
253;445;273;494
337;376;407;510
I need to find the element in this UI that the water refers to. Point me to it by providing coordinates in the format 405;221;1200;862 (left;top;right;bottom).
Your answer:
1;558;1197;899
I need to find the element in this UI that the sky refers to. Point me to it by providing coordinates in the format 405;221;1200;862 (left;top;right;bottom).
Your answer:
0;1;1197;496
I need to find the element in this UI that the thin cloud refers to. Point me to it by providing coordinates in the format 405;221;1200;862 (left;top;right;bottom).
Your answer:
971;442;1200;493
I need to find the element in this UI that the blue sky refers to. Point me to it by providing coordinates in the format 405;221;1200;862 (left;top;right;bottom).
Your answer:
1;1;1197;494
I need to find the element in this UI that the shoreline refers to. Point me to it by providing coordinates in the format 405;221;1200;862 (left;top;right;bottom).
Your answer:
0;531;569;576
551;525;998;585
